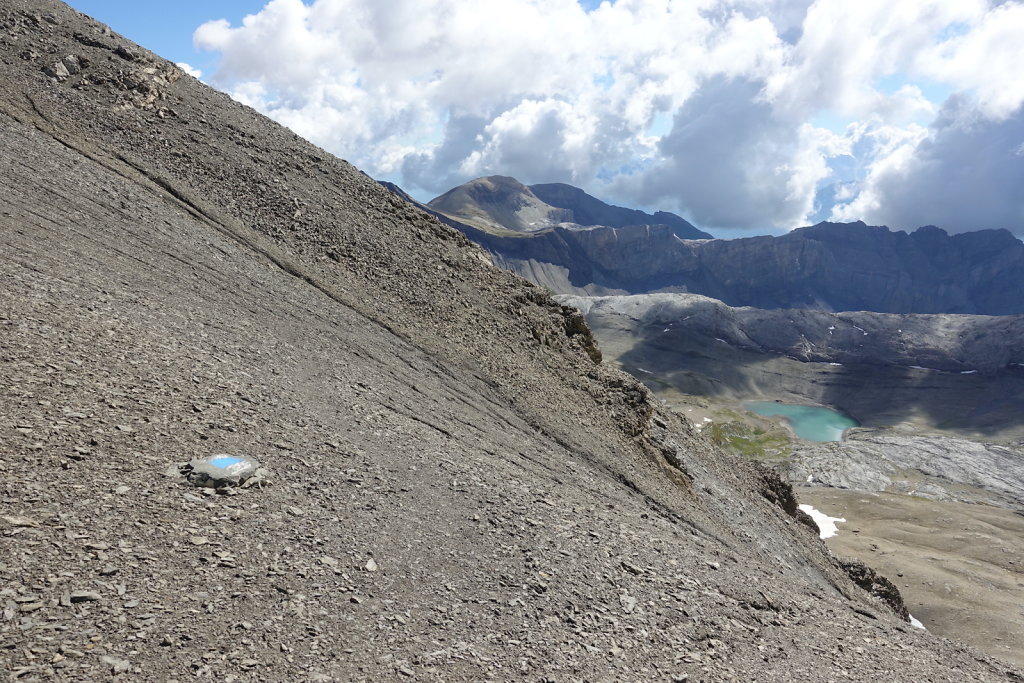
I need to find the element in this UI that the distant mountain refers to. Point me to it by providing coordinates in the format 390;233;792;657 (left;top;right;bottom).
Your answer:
427;176;571;233
426;175;712;239
461;218;1024;315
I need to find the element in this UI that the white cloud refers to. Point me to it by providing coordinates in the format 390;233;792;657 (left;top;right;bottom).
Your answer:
175;62;203;79
194;0;1024;234
832;96;1024;233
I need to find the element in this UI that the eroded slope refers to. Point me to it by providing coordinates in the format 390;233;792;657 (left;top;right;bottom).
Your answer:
0;2;1020;680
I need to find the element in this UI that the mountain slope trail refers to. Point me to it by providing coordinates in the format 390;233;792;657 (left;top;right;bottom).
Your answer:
0;1;1020;680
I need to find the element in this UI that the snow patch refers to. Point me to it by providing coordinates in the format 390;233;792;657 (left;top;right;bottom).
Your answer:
960;370;978;375
909;614;926;630
798;504;845;539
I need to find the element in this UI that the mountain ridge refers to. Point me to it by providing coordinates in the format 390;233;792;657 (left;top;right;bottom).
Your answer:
410;176;1024;315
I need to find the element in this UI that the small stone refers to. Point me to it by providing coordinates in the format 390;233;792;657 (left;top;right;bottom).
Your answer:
621;561;643;575
69;590;102;603
61;54;82;74
619;593;637;614
114;45;138;61
399;666;415;677
1;515;38;528
365;558;378;572
114;485;130;495
189;536;208;546
101;655;130;674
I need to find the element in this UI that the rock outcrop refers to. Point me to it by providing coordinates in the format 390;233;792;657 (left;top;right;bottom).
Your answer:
1;2;1020;680
786;432;1024;509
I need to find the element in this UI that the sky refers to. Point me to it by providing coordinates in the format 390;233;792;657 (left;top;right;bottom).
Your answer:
66;0;1024;238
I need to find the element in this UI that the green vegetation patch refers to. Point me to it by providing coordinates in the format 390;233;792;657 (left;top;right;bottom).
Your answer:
708;420;793;461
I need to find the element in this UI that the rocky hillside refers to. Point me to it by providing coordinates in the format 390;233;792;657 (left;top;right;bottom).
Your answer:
1;2;1021;681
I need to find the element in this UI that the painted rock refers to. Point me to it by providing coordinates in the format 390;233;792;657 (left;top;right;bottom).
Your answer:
184;454;260;488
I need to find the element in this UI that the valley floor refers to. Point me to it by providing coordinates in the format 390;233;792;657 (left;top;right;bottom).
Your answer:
603;345;1024;669
801;489;1024;668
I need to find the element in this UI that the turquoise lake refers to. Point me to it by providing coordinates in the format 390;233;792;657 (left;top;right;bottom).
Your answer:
744;401;858;442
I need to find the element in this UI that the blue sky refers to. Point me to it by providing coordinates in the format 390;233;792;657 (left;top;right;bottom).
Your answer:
63;1;1024;237
65;0;607;73
65;1;258;75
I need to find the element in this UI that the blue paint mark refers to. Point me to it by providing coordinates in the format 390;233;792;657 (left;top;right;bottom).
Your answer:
210;456;244;469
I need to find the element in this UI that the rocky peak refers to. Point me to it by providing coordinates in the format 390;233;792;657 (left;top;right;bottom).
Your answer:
426;175;572;232
427;175;712;239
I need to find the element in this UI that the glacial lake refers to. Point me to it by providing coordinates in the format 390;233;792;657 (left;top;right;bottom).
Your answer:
745;401;858;442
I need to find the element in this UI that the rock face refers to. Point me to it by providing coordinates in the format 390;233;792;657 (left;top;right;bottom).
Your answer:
440;205;1024;314
786;432;1024;509
565;293;1024;373
1;2;1020;680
